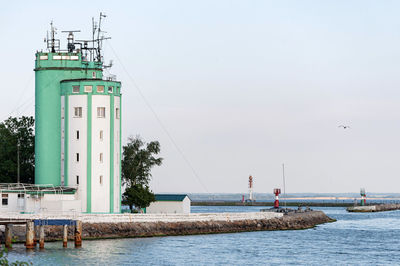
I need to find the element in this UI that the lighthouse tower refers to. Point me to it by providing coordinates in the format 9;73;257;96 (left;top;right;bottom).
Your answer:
34;18;121;213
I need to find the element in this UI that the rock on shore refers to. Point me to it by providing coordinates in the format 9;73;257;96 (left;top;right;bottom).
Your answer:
6;211;334;242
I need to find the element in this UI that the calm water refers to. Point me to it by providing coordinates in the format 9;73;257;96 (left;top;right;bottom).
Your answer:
6;206;400;265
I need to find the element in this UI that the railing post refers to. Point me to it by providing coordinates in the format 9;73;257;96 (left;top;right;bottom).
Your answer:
5;224;13;248
63;225;68;248
25;221;35;249
74;221;82;248
39;225;45;249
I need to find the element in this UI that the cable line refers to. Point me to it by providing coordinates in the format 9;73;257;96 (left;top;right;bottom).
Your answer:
106;41;209;192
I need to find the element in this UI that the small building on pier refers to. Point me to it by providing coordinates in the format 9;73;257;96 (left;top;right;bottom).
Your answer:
0;183;80;214
146;194;191;214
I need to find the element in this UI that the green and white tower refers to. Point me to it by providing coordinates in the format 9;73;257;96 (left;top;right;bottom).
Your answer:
35;17;122;213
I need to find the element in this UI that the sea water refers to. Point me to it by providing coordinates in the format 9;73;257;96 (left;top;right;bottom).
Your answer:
6;206;400;265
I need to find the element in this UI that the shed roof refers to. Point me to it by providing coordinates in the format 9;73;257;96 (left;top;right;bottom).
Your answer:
155;194;189;202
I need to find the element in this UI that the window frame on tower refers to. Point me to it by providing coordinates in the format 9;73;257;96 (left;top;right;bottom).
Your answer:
74;107;82;118
97;85;104;93
84;85;92;93
116;108;120;119
72;86;80;93
97;107;106;118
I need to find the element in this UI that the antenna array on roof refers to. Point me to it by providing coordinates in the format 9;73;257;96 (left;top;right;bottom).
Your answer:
44;13;111;65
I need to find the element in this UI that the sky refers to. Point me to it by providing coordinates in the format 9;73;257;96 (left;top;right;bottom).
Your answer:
1;0;400;193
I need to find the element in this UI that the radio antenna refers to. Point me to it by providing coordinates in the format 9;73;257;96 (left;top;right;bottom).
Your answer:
45;21;60;52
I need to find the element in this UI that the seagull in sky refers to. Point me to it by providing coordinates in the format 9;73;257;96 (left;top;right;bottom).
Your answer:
338;125;350;129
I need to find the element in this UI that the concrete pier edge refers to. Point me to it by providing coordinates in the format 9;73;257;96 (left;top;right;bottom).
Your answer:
1;211;335;243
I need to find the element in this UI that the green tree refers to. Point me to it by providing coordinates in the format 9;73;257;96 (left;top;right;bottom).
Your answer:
122;136;163;186
0;116;35;183
121;136;162;212
122;184;156;212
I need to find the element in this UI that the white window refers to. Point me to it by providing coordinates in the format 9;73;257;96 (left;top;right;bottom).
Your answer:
74;107;82;118
61;107;65;119
76;130;80;140
108;86;113;93
76;153;80;162
100;175;103;185
97;85;104;93
84;85;92;93
61;152;64;160
97;107;105;118
92;72;96;79
116;108;120;119
100;130;103;141
72;86;80;93
76;175;79;185
99;153;103;163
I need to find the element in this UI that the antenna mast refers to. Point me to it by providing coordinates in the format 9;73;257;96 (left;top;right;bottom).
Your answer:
282;163;286;209
46;21;60;52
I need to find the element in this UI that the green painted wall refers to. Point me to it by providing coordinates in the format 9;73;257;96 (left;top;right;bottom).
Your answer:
35;52;102;186
109;95;115;213
64;95;69;186
35;52;122;213
86;94;92;213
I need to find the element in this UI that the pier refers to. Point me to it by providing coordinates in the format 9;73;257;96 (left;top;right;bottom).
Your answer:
0;211;333;243
0;219;82;249
347;204;400;212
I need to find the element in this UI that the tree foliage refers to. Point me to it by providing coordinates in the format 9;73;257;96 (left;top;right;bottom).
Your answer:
122;135;163;187
122;184;156;211
0;116;35;183
121;135;162;212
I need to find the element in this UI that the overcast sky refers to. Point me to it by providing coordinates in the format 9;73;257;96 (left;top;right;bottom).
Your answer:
2;1;400;193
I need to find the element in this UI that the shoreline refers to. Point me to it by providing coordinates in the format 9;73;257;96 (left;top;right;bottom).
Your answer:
347;204;400;212
3;211;334;243
192;201;355;207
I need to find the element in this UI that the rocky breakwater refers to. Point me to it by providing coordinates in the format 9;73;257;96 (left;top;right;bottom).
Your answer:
347;203;400;212
2;211;334;242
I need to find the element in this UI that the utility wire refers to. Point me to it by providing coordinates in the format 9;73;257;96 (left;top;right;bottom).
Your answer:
106;41;209;193
2;73;34;121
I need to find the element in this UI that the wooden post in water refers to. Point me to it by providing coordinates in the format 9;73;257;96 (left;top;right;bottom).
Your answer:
25;221;35;249
74;221;82;248
63;225;68;247
39;225;45;249
5;224;12;248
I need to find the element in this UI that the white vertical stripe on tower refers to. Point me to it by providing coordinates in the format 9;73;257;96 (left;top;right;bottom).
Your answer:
91;95;110;212
68;95;88;212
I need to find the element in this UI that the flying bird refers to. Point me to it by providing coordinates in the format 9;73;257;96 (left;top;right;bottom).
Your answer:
338;125;350;129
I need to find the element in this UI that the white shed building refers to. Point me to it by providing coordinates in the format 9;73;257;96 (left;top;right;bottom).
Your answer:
146;194;191;214
0;183;81;214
